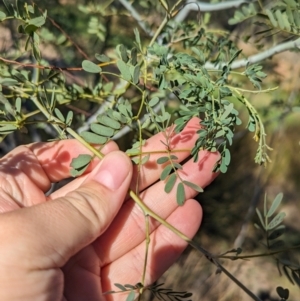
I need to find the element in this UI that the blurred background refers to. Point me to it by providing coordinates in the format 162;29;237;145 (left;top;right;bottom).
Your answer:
0;0;299;300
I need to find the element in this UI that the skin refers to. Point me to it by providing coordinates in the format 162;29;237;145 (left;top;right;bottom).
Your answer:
0;118;219;301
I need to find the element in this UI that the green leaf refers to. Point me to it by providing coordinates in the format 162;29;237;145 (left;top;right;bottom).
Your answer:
97;115;121;130
95;53;110;62
176;182;185;205
141;117;151;129
126;291;135;301
54;108;65;122
114;283;127;291
82;60;102;73
32;37;41;61
165;173;177;193
256;208;265;230
220;103;234;120
254;223;261;230
15;97;22;114
0;78;18;86
0;11;7;21
91;124;115;137
28;15;46;27
66;111;73;125
0;124;18;134
173;162;183;170
116;44;128;62
80;131;108;144
70;164;90;177
224;149;231;166
12;70;27;82
134;28;142;49
70;154;92;170
182;181;203;192
219;159;228;173
267;212;286;230
130;47;138;65
140;153;150;165
27;5;34;14
117;60;131;81
124;284;136;289
267;192;283;217
149;97;159;107
132;65;140;84
160;164;172;180
50;87;56;110
157;156;170;164
266;9;278;27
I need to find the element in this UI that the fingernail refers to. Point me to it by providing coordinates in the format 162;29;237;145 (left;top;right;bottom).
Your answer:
93;152;130;191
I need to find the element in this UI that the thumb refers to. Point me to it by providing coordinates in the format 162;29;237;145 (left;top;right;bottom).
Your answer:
0;151;132;269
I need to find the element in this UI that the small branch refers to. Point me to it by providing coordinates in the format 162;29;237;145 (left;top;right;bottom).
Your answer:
205;37;300;70
174;0;252;23
0;56;82;71
38;7;89;60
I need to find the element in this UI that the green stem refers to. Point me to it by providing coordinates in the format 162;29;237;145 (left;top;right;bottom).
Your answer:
139;214;150;300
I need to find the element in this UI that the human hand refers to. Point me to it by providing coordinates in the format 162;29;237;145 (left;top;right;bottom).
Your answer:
0;118;219;301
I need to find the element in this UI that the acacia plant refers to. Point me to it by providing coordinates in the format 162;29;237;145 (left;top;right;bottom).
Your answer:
0;0;300;300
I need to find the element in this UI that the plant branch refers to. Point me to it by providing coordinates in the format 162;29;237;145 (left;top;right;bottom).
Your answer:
174;0;253;23
205;37;300;70
37;7;89;60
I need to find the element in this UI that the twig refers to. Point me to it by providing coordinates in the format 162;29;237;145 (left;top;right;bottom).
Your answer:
205;37;300;70
36;5;89;60
174;0;253;23
0;57;82;71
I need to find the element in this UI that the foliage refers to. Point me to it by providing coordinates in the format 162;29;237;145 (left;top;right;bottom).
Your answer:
0;0;300;300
